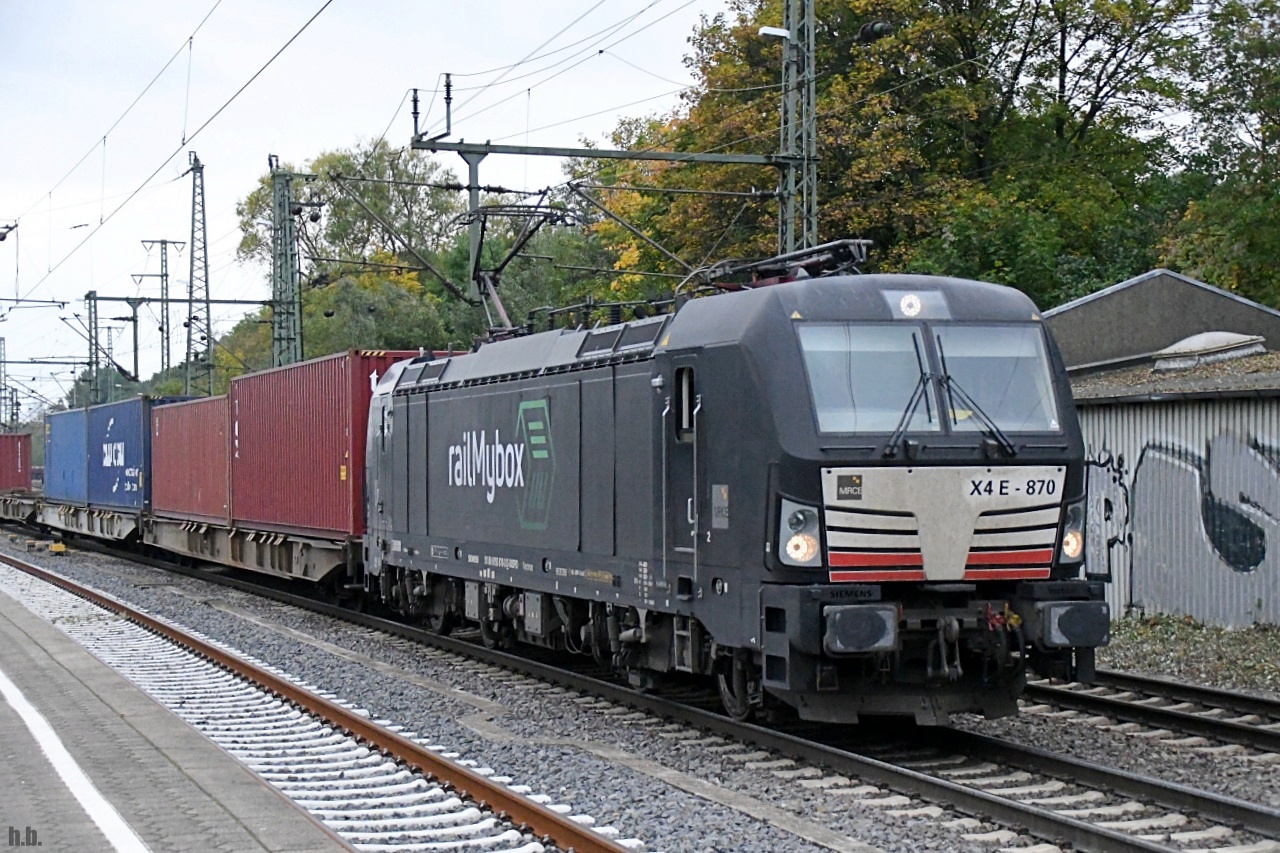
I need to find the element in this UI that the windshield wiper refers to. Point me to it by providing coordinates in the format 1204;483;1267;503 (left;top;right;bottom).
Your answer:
884;371;932;458
935;335;1016;456
883;334;933;459
941;375;1016;456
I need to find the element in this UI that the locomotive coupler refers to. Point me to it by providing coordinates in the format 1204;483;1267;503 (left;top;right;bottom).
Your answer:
928;617;964;681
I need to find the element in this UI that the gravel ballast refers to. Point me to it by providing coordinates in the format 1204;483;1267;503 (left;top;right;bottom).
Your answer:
5;539;1277;850
0;543;995;853
959;612;1280;807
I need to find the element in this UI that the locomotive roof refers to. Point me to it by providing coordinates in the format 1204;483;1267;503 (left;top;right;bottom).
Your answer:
657;273;1041;351
394;313;671;392
394;273;1041;391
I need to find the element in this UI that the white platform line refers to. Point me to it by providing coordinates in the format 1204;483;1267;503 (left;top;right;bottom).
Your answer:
0;663;151;853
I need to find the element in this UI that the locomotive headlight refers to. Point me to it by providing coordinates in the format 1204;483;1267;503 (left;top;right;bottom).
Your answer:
1060;500;1085;563
778;498;822;567
1062;529;1083;560
786;533;820;563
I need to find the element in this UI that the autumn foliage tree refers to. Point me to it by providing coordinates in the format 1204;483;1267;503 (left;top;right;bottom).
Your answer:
583;0;1277;309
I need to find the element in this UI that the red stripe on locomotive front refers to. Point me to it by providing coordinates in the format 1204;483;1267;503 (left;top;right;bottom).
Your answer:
963;567;1052;579
965;548;1054;566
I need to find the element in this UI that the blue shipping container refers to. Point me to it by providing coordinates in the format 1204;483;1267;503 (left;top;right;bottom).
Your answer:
43;408;88;504
87;398;153;510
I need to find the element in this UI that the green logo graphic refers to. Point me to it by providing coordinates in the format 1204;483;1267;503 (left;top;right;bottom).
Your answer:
517;399;554;529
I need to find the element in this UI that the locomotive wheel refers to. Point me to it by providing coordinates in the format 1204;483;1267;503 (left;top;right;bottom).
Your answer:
421;609;454;636
717;653;754;722
420;579;456;635
589;602;611;666
480;618;513;649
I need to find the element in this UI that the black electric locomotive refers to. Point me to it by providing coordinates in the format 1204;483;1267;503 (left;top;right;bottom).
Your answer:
364;268;1109;724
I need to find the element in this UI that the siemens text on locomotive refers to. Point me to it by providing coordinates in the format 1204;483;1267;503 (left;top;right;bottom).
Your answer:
2;263;1110;725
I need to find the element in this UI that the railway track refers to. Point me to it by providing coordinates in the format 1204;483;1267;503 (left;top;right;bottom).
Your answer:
13;538;1280;853
1025;671;1280;753
0;551;634;853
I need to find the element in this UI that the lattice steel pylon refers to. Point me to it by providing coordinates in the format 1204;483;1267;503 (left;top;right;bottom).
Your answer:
87;291;101;404
0;337;7;427
269;154;303;366
185;151;213;396
137;239;184;376
780;0;818;252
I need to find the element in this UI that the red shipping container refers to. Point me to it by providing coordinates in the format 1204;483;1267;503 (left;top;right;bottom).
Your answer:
0;433;32;492
152;396;230;524
230;350;417;537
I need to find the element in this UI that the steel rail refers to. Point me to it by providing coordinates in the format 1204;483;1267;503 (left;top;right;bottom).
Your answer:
0;551;631;853
28;539;1280;853
1094;668;1280;720
1025;679;1280;754
934;729;1280;838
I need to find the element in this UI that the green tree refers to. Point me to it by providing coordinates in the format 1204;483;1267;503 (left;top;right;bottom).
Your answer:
1162;0;1280;303
236;139;464;275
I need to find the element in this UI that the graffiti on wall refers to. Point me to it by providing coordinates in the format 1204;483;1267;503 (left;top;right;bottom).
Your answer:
1086;432;1280;627
1085;450;1130;587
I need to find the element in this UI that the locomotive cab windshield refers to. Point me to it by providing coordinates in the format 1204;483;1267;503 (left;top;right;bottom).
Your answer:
796;320;1061;440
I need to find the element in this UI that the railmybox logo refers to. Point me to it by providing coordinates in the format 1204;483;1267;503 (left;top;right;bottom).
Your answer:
444;399;555;530
446;430;526;503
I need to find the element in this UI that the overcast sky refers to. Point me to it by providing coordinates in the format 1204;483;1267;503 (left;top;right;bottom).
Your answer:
0;0;736;413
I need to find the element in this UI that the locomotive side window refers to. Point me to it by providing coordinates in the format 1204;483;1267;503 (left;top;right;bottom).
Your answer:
797;324;939;434
675;367;696;442
934;325;1060;432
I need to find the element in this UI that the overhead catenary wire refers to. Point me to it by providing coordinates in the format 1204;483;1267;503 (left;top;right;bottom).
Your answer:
447;1;665;79
18;0;337;304
422;0;702;135
14;0;225;221
463;8;706;134
438;0;613;125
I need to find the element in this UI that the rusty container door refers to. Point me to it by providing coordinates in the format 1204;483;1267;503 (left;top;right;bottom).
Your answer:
0;433;32;492
230;350;417;537
152;396;230;524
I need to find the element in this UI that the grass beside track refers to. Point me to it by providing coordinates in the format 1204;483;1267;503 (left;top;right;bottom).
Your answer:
1102;614;1280;698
